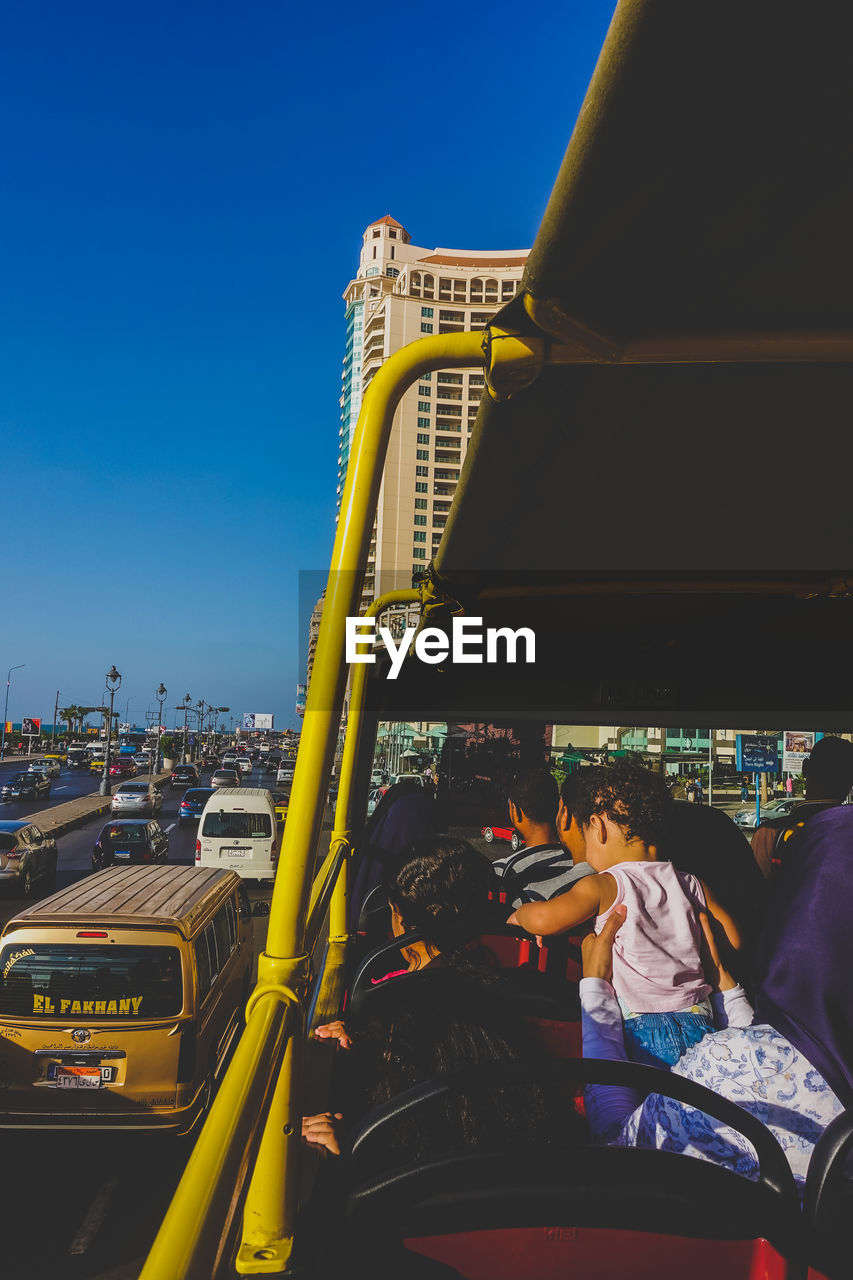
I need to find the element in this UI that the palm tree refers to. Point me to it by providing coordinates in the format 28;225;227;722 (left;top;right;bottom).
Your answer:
59;706;78;739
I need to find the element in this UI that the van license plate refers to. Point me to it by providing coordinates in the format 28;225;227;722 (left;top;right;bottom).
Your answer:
223;847;247;857
48;1064;116;1087
54;1068;103;1089
115;850;131;859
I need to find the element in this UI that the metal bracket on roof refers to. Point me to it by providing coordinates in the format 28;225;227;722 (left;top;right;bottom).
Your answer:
523;293;621;362
420;563;466;624
483;326;546;401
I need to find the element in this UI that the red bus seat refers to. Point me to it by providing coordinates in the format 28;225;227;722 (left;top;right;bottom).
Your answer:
342;1060;804;1280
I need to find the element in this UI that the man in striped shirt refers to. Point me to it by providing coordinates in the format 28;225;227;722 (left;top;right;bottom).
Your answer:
493;770;595;909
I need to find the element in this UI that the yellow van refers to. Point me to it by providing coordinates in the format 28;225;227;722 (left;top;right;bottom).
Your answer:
0;864;253;1133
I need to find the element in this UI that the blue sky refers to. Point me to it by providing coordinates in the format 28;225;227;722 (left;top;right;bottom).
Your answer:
0;0;615;730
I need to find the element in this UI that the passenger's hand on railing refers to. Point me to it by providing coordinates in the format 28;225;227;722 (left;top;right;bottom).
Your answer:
698;909;736;992
313;1020;352;1050
580;904;627;983
301;1112;342;1156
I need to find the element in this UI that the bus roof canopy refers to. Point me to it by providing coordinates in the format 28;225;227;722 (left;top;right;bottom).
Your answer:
435;0;853;582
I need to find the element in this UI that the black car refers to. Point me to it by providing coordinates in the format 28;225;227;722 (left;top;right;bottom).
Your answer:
169;764;200;791
178;787;215;824
0;821;57;896
202;755;220;770
93;820;169;870
265;754;282;773
1;771;51;802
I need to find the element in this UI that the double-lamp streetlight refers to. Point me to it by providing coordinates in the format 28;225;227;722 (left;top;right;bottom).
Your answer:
99;666;122;797
150;683;167;780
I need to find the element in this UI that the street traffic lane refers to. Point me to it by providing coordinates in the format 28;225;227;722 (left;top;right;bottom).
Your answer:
0;762;106;819
0;774;327;1280
0;767;279;932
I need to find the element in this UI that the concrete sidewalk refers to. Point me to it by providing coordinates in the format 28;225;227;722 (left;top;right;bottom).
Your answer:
22;771;172;840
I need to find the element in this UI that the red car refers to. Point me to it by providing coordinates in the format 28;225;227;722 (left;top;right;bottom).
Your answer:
109;757;138;778
481;822;524;853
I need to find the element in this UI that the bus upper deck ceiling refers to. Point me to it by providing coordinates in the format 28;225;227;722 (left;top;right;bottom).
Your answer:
434;0;853;583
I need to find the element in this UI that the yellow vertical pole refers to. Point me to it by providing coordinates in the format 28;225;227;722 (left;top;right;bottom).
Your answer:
264;331;485;964
237;1000;304;1274
328;587;422;942
235;333;485;1274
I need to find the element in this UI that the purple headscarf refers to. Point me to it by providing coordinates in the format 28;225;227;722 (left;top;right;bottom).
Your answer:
754;804;853;1107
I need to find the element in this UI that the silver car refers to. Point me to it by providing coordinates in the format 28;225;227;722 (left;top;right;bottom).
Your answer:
29;759;60;779
211;768;241;790
111;781;163;815
733;796;800;830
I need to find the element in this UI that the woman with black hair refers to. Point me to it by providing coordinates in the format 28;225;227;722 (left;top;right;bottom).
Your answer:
304;836;574;1161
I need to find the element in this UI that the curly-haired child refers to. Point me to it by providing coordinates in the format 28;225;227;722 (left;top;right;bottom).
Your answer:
509;758;742;1068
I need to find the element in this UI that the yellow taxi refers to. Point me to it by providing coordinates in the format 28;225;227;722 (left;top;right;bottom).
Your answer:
272;788;290;825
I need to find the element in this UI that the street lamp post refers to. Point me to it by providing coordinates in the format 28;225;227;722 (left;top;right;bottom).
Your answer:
99;666;122;797
1;665;25;760
151;684;167;780
182;694;192;764
196;700;206;760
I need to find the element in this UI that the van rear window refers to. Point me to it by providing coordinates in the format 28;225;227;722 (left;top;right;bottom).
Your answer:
201;812;272;839
0;944;183;1018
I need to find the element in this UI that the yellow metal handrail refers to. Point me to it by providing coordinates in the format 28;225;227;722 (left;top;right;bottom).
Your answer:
138;993;296;1280
140;331;487;1280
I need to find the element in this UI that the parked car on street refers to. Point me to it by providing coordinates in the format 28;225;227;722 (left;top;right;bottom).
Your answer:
111;781;163;816
109;757;138;779
92;819;169;870
178;787;216;824
0;821;57;896
169;764;200;791
733;796;801;830
1;772;51;802
211;768;241;790
29;759;60;779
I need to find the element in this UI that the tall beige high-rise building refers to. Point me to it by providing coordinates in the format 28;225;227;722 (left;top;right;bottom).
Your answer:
339;216;528;600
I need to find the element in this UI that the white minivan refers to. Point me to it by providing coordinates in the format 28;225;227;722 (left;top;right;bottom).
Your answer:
195;788;277;881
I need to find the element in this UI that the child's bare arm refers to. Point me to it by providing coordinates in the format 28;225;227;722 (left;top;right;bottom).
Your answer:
509;875;602;937
699;879;742;953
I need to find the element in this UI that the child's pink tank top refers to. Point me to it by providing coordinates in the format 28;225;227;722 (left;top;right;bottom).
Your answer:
595;861;710;1013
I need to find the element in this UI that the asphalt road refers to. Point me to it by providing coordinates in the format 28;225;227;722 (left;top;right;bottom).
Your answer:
0;761;289;1280
0;756;115;820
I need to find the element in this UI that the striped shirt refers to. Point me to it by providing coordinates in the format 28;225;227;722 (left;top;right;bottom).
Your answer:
492;842;596;908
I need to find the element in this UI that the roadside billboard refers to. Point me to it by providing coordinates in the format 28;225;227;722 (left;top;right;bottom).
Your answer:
782;730;816;775
21;718;41;736
243;713;274;731
296;685;307;718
